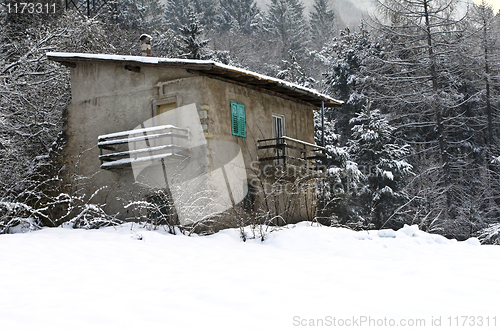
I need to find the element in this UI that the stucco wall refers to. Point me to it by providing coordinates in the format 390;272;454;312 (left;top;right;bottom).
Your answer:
63;62;199;219
201;76;316;156
62;61;318;224
200;77;318;223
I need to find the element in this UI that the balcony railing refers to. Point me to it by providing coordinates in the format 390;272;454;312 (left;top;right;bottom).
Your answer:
257;136;326;175
98;125;190;170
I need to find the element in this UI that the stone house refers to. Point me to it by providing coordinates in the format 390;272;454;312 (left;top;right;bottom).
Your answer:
47;52;343;229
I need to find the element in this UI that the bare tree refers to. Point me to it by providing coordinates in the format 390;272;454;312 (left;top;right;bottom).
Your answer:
370;0;475;237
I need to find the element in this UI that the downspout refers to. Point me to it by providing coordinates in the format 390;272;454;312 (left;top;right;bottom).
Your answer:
321;100;325;147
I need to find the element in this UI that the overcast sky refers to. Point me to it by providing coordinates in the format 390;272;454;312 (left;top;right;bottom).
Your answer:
253;1;500;16
476;0;500;11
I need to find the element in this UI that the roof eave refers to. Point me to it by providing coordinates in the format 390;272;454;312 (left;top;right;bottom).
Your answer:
46;52;344;108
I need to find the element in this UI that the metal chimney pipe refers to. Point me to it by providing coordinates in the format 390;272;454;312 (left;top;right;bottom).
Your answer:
140;34;152;57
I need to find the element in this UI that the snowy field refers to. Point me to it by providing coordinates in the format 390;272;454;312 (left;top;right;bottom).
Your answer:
1;222;499;330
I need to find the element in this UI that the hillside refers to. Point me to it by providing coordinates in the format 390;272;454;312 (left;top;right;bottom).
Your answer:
255;0;372;28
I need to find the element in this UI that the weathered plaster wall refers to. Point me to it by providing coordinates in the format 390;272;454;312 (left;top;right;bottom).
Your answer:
63;61;318;224
201;76;316;154
200;77;318;223
63;62;198;219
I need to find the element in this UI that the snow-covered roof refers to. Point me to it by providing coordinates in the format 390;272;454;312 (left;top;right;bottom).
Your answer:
46;52;344;108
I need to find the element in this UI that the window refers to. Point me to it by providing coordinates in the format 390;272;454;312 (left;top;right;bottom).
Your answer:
272;114;285;139
230;100;246;138
157;102;177;115
272;114;285;165
157;101;177;125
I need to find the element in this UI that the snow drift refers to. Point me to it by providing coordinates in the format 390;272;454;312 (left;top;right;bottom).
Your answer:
0;223;498;329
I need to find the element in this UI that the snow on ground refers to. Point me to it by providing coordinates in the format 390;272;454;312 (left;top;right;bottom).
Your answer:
1;222;499;330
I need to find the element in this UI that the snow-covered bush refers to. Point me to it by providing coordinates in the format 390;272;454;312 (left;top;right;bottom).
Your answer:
478;223;500;245
125;189;179;235
60;187;123;230
0;10;120;233
0;202;44;234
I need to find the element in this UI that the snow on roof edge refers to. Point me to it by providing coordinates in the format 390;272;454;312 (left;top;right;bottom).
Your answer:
46;52;344;107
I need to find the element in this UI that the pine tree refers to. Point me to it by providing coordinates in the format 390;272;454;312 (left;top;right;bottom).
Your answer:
216;0;261;34
207;0;264;73
109;0;166;32
165;0;195;32
459;1;500;236
178;10;211;59
277;50;316;88
466;2;500;152
153;29;182;58
165;0;218;31
264;0;309;60
321;26;377;145
310;0;337;49
191;0;218;29
348;103;413;229
313;110;358;226
103;0;169;55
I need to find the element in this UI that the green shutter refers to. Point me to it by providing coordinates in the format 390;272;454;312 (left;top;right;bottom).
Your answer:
230;101;246;138
237;102;246;138
231;101;239;136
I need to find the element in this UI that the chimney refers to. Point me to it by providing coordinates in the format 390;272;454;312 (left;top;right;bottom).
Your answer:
140;34;152;57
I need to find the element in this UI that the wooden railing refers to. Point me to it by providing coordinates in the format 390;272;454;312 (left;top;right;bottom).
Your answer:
257;136;326;174
98;125;190;170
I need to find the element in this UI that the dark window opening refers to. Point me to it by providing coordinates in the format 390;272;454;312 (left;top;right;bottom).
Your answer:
243;183;256;212
272;114;285;165
147;190;177;226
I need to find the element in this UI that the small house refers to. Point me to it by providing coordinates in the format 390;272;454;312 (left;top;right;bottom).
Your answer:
47;52;343;229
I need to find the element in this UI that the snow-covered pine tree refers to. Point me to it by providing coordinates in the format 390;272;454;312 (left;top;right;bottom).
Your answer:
108;0;166;32
178;10;211;59
470;1;500;152
277;50;316;88
216;0;261;34
164;0;195;32
264;0;309;61
313;110;359;225
165;0;218;32
321;26;376;145
207;0;265;73
191;0;218;29
153;29;182;58
464;2;500;161
348;103;413;229
310;0;337;50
